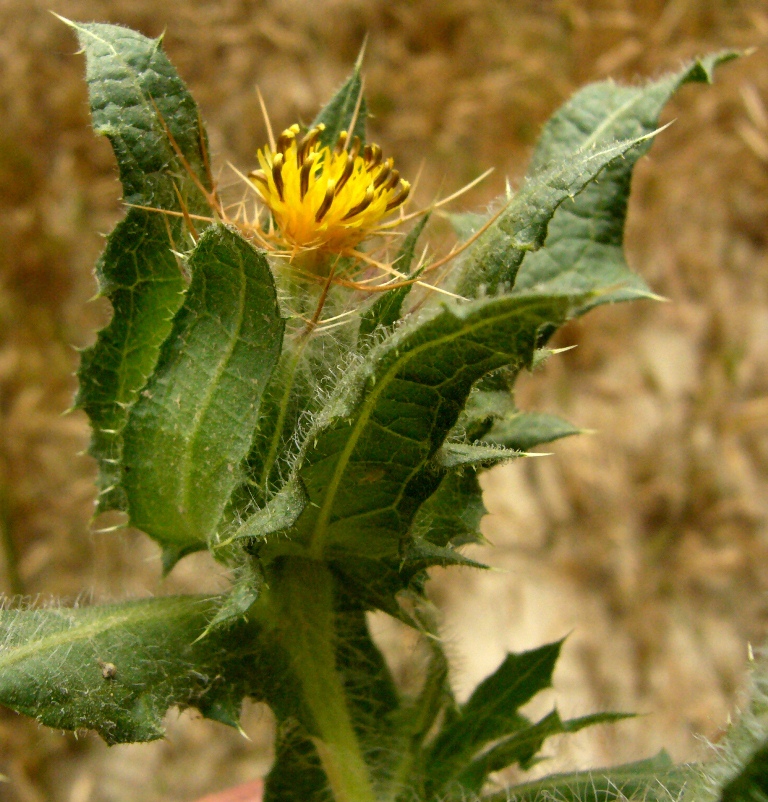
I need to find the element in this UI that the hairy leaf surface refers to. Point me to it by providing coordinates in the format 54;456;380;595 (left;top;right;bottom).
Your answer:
265;723;329;802
483;751;693;802
122;226;284;564
454;133;657;298
457;710;632;795
77;210;191;511
359;214;431;340
425;640;563;795
514;53;740;305
411;470;486;548
0;596;275;745
294;294;577;562
312;60;367;149
71;21;213;512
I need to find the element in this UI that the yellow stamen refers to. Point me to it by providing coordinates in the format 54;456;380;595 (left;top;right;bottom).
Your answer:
249;123;411;252
364;143;382;168
334;131;348;154
271;153;285;201
335;155;355;196
342;186;375;220
315;182;336;222
373;161;393;189
300;154;316;200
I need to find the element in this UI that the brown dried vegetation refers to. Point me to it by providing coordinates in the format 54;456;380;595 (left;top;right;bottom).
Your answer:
0;1;767;800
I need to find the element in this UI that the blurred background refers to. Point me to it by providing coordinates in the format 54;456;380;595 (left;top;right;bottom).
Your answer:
1;1;767;800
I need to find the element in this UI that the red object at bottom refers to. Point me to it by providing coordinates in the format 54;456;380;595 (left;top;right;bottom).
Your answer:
190;779;264;802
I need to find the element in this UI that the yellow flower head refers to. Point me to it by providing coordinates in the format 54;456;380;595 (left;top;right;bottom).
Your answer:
249;123;410;253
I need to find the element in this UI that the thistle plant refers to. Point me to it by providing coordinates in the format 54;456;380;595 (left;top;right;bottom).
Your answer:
0;20;747;802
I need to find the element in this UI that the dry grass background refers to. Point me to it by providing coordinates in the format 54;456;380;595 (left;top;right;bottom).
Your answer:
1;1;767;800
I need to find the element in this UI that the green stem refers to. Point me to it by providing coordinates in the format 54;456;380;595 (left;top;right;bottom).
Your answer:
258;252;342;493
271;557;377;802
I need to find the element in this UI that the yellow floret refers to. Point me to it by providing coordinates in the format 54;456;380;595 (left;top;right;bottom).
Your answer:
249;123;410;253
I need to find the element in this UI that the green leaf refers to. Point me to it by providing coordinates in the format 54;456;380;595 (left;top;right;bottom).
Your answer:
486;410;581;451
412;470;487;548
290;292;579;571
460;390;580;450
76;210;190;512
425;640;563;796
68;20;211;206
200;555;264;635
232;339;320;508
447;211;488;241
720;738;768;802
458;710;633;794
404;538;487;573
435;441;523;469
454;132;658;298
359;214;431;340
265;722;329;802
122;225;284;564
482;750;693;802
0;596;274;745
69;20;214;513
237;292;580;615
312;57;368;150
335;593;402;791
230;478;308;543
235;214;433;533
513;53;740;306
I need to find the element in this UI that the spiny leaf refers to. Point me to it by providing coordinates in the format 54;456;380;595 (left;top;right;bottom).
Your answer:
485;410;580;451
435;441;524;469
457;710;634;794
482;750;693;802
77;210;190;512
312;58;368;150
70;21;213;513
403;538;487;573
200;555;264;635
0;596;276;745
230;478;308;543
514;52;740;307
290;293;579;571
359;213;431;340
454;132;659;298
68;20;211;206
720;738;768;802
425;640;563;796
411;470;487;548
459;390;580;450
122;225;284;564
233;292;581;615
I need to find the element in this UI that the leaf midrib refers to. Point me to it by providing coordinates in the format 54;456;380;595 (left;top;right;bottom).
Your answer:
0;597;213;671
73;23;178;168
307;296;562;557
178;249;248;525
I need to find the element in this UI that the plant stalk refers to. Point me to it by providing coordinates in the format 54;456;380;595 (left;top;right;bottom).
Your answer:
271;557;377;802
